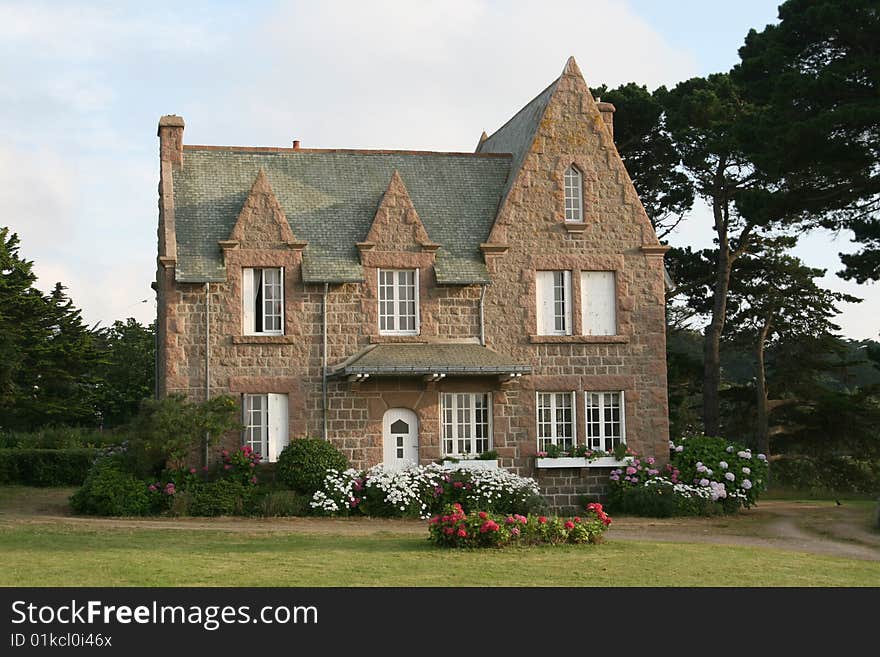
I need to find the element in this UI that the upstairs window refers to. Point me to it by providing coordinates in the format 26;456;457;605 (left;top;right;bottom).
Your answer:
243;267;283;335
536;271;572;336
379;269;419;335
242;393;289;462
581;271;617;335
564;165;583;222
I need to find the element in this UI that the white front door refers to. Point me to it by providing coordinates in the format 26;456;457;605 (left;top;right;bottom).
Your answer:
383;408;419;470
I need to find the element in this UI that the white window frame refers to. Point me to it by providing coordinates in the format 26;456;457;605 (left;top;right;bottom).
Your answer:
584;391;626;452
378;268;420;336
242;393;289;463
242;267;284;336
581;271;617;336
440;392;492;457
536;391;576;451
564;164;584;222
536;270;572;336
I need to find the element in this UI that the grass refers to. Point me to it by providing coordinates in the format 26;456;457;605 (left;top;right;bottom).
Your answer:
1;522;878;587
2;486;878;586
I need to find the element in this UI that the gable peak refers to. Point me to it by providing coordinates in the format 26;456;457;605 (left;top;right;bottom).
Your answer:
562;55;584;80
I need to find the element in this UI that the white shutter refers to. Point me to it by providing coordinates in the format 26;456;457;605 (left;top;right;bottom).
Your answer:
536;271;555;335
242;268;256;335
267;393;289;462
562;270;573;335
414;268;420;335
581;271;617;335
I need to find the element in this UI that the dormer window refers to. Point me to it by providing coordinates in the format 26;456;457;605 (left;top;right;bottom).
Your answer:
564;165;583;222
378;269;419;335
243;267;284;335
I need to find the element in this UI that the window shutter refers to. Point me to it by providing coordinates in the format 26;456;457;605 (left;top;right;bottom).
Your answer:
267;393;289;463
563;270;572;335
414;267;420;335
581;271;617;335
242;268;256;335
536;271;555;335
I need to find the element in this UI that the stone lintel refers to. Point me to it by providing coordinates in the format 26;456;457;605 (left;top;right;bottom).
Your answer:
479;243;510;255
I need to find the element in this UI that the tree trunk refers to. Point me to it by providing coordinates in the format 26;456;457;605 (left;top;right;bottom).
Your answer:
755;323;771;456
702;204;732;436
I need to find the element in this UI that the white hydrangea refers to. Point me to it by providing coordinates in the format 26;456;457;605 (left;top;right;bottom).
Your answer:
311;463;540;519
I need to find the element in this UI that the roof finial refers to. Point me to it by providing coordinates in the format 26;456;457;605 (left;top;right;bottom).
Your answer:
476;130;489;151
562;55;582;79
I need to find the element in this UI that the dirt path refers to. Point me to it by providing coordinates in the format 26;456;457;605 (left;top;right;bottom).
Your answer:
1;488;877;561
606;501;880;561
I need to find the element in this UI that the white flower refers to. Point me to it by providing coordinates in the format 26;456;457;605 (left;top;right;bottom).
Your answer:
742;479;752;490
737;451;749;458
725;472;735;481
706;468;713;476
757;454;767;461
699;478;709;487
669;440;675;449
675;445;684;453
742;467;751;475
719;461;728;469
726;446;734;453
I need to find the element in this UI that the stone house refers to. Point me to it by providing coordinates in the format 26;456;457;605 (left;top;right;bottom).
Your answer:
154;57;670;508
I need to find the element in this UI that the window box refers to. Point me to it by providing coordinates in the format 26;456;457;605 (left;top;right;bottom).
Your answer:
440;459;499;471
535;456;632;469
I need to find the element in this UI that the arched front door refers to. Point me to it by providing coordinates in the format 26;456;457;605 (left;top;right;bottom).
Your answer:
383;408;419;470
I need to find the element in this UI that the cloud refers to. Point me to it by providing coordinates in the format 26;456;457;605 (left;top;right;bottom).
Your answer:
0;146;79;247
185;0;698;151
0;1;223;60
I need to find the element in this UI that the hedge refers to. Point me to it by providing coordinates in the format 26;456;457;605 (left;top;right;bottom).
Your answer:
0;448;97;486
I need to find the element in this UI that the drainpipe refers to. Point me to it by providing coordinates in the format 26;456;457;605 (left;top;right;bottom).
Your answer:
204;282;211;467
479;284;487;346
322;282;329;441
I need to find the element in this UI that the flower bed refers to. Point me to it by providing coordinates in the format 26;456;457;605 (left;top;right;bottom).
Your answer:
606;435;769;516
427;502;612;548
310;463;544;518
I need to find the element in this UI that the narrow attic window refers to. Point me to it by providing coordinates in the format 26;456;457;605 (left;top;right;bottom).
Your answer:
564;165;583;222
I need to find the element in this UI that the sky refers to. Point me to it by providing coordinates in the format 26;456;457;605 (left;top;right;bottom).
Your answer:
0;0;876;340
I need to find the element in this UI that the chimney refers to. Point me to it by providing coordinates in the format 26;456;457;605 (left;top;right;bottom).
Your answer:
158;115;185;166
292;140;301;150
596;101;615;139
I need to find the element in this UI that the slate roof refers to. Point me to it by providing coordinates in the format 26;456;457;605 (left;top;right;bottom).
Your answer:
476;77;559;205
331;344;532;376
172;148;512;284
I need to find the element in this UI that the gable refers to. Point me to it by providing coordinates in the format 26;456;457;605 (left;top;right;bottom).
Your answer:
483;57;661;249
228;168;298;248
363;170;434;253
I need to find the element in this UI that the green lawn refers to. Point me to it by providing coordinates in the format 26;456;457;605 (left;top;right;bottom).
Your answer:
3;522;879;587
2;486;877;586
